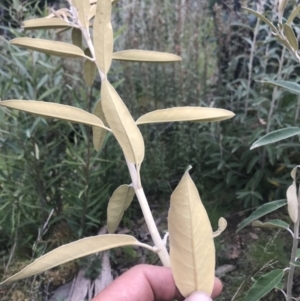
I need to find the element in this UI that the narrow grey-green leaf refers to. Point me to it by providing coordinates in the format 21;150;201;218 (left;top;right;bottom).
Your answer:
252;219;290;230
0;235;153;285
278;0;288;22
244;270;284;301
259;80;300;94
283;24;298;51
73;0;90;28
10;38;85;58
72;28;82;49
243;8;277;33
93;0;113;74
237;200;287;232
93;100;108;151
250;127;300;149
101;79;145;164
290;261;300;267
287;5;300;26
107;185;135;233
274;33;293;51
0;100;108;130
136;107;235;125
22;18;70;30
83;59;97;87
112;50;182;62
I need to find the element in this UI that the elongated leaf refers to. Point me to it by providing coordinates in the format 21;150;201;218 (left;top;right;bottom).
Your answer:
0;100;108;130
287;5;300;26
101;79;145;164
244;270;284;301
0;235;153;285
93;100;108;151
252;219;290;230
93;0;113;74
278;0;288;22
290;261;300;267
259;80;300;94
287;183;298;223
107;185;135;233
84;59;97;87
290;166;300;180
72;28;82;49
243;8;277;32
168;169;215;297
237;200;287;232
274;33;293;51
212;217;227;238
283;24;298;51
10;38;85;58
250;127;300;150
136;107;235;125
112;50;182;63
88;4;97;20
73;0;90;28
22;18;70;30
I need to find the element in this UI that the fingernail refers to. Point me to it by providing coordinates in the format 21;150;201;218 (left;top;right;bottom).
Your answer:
185;291;213;301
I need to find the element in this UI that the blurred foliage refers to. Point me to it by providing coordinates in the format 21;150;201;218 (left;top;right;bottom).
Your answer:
0;1;111;267
108;0;300;210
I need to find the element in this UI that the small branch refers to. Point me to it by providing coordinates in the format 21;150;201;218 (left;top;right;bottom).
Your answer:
126;160;170;267
286;213;300;300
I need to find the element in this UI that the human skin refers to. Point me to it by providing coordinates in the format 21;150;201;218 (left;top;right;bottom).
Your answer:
91;264;223;301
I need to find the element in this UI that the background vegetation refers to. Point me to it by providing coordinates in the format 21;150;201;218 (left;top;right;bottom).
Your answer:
1;0;300;300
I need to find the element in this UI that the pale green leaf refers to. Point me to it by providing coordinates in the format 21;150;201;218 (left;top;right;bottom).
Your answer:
250;127;300;150
136;107;235;125
83;59;97;87
259;80;300;94
0;234;153;285
72;28;82;49
0;100;108;130
243;8;277;32
237;200;287;232
287;183;298;223
283;24;298;51
72;0;90;28
244;270;284;301
212;217;227;238
252;219;290;230
112;50;182;63
93;0;113;74
290;261;300;267
274;33;293;51
168;169;215;297
10;38;85;58
107;185;135;233
290;165;300;180
88;4;97;20
101;79;145;164
278;0;288;22
83;47;97;87
287;5;300;25
22;18;70;30
93;100;108;151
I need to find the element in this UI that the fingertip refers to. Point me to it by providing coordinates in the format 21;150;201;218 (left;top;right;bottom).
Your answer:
185;292;212;301
212;277;223;299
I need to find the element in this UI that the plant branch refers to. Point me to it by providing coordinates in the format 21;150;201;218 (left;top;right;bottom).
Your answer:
286;210;300;300
126;160;170;267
